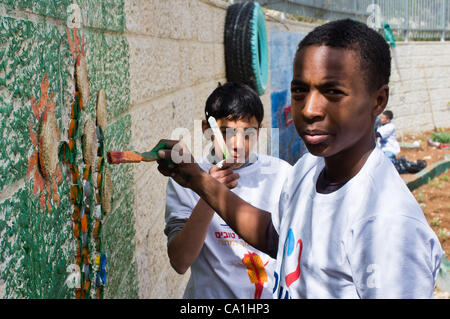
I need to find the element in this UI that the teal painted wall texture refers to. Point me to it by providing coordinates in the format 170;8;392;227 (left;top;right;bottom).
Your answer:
0;0;137;298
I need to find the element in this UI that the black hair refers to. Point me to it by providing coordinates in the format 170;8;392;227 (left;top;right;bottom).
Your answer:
383;110;393;120
205;82;264;125
297;19;391;92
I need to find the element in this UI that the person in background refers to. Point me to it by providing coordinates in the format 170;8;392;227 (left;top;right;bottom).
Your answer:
376;110;400;163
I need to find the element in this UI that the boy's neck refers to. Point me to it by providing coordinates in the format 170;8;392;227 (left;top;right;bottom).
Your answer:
323;139;376;184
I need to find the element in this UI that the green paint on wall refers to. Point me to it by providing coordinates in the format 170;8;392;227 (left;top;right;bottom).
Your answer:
1;0;138;298
0;0;125;32
0;180;73;298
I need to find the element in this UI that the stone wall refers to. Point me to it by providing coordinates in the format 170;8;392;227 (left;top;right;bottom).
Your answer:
387;42;450;136
124;0;231;298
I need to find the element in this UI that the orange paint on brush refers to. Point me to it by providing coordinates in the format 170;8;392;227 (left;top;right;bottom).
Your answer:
107;151;144;164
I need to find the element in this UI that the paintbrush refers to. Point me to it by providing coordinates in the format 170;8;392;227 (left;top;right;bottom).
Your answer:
107;142;170;164
207;115;232;168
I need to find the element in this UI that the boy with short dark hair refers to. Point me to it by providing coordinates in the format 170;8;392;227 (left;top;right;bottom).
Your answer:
376;110;400;163
156;19;442;298
164;82;292;298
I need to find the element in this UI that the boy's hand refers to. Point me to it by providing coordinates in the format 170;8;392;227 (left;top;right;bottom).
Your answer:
209;163;239;189
156;139;204;189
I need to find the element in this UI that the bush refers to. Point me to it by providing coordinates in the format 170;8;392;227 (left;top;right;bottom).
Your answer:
431;132;450;144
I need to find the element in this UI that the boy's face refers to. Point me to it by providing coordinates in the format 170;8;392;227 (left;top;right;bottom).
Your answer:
205;116;260;168
380;113;390;125
291;45;387;160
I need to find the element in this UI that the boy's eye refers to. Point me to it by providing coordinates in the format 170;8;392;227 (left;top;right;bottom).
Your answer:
221;129;236;137
245;129;257;137
291;87;308;101
326;89;343;95
291;87;308;94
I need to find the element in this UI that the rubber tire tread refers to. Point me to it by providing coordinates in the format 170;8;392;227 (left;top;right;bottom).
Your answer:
225;2;257;91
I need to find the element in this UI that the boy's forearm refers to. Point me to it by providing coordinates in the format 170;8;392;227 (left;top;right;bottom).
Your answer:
168;198;215;274
192;171;272;253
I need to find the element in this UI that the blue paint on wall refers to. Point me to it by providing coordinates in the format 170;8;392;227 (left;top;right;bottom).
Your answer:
269;29;308;165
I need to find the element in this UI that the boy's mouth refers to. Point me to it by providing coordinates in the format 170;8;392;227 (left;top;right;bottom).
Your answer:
232;154;246;163
302;129;332;145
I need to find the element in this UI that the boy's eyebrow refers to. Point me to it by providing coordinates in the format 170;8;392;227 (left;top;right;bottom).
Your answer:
291;79;347;88
219;126;259;130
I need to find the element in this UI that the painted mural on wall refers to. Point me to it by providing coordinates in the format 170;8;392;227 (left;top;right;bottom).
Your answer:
0;0;138;298
270;29;308;165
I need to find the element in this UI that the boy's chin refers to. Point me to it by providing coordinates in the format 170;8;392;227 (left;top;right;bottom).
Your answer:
304;142;332;158
224;161;245;169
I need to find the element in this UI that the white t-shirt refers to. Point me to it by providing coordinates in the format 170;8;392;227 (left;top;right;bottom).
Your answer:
377;122;400;155
165;154;292;299
272;147;442;299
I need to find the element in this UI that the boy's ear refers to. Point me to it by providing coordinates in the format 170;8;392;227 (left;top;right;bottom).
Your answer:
257;123;262;137
201;120;208;134
372;84;389;118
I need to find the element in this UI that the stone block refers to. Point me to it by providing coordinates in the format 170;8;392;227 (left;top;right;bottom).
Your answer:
128;36;181;106
125;0;193;40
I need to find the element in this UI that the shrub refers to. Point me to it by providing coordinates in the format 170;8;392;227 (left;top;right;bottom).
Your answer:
431;132;450;144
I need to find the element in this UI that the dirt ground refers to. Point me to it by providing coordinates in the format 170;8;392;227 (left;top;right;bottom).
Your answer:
396;129;450;259
396;128;450;299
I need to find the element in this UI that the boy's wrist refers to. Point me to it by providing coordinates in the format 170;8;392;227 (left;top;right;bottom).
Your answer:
190;170;211;195
191;170;226;208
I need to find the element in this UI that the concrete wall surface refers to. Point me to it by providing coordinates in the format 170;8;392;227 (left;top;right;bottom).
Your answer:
388;42;450;135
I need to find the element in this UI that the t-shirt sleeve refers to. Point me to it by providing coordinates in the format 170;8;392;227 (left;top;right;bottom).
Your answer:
271;172;291;235
344;214;443;298
376;124;394;140
164;177;198;245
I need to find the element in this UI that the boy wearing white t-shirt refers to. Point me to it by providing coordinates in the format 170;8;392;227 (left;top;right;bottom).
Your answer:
376;110;400;163
164;83;292;298
156;19;442;298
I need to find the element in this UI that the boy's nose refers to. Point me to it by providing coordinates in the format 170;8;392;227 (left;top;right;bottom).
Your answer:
303;91;325;121
233;133;245;150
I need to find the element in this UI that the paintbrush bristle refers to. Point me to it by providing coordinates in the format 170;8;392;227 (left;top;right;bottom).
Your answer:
107;151;144;164
107;151;123;164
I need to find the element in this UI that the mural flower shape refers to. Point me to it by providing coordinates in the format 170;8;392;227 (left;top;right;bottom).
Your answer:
27;74;63;212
